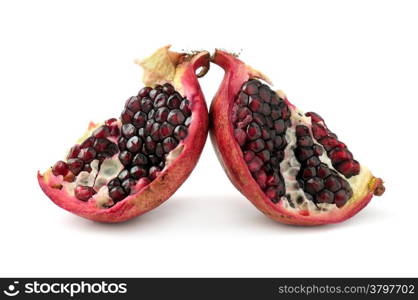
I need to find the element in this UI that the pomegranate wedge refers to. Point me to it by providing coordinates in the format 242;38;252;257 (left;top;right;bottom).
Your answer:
38;46;210;223
209;50;384;226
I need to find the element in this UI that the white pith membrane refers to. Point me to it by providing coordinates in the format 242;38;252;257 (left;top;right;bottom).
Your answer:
278;103;372;214
49;120;185;208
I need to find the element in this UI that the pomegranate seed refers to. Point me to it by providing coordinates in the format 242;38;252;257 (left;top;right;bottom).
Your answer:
130;166;147;179
313;145;323;156
80;136;95;149
336;160;360;178
305;111;324;123
121;108;134;124
161;83;174;95
155;107;169;123
265;187;278;202
248;139;265;152
184;116;192;127
167;109;185;125
266;173;280;186
121;124;136;139
105;143;118;156
93;138;110;152
121;178;136;194
118;137;127;151
281;105;290;119
305;156;320;167
150;123;161;141
155;143;164;158
242;80;259;95
132;111;147;128
67;158;84;175
145;136;156;152
180;99;191;116
317;164;331;178
324;176;342;192
248;95;262;112
295;148;313;161
75;186;94;201
132;153;148;166
160;122;174;139
329;148;353;164
296;125;310;137
244;150;255;162
148;109;156;120
119;151;133;166
149;89;160;100
259;85;271;102
125;96;141;112
163;137;178;153
109;186;126;202
148;154;159;165
138;87;152;98
174;125;188;141
237;92;249;105
246;122;261;140
118;170;130;181
105;118;117;126
126;136;142;153
52;161;69;176
138;128;146;139
261;103;271;115
312;123;328;140
316;189;334;204
266;140;274;151
145;119;155;135
248;156;263;172
255;170;267;189
148;166;160;180
78;147;96;163
302;167;316;180
238;107;252;120
67;145;81;159
154;93;167;108
297;136;313;147
257;150;270;162
305;177;324;194
270;107;281;120
334;189;349;207
140;98;153;113
273;119;285;134
108;178;121;189
167;93;182;109
234;128;246;146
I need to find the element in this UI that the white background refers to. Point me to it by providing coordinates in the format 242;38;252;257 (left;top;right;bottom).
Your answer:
0;0;417;277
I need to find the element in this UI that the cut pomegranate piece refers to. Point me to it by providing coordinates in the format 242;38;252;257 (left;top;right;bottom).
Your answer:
209;50;385;225
38;46;210;223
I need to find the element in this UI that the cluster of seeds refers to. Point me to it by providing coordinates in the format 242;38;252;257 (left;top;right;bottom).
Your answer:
51;83;191;204
307;112;360;178
294;125;353;207
108;83;191;202
233;79;292;203
52;119;121;200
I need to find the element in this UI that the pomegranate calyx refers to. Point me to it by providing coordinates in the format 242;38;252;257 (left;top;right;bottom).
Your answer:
136;45;210;86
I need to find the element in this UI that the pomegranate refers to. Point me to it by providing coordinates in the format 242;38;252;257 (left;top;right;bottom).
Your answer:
209;50;385;225
38;46;210;223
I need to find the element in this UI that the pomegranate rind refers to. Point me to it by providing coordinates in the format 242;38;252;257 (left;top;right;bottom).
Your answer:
210;49;384;226
38;47;210;223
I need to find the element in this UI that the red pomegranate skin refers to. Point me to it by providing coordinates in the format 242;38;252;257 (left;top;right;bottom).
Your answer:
209;49;384;226
38;47;210;223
